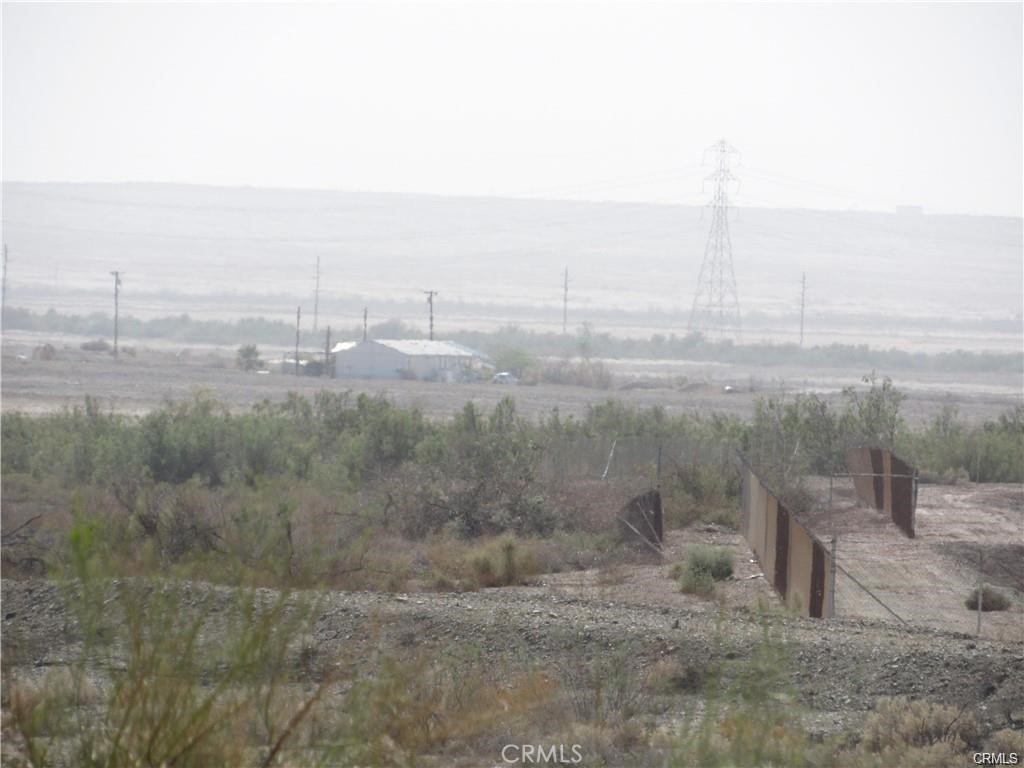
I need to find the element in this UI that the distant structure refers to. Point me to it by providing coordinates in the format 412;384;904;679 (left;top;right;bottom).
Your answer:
330;339;489;381
688;139;742;342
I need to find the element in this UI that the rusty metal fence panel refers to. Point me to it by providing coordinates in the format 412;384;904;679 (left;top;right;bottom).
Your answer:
740;466;835;619
843;446;917;538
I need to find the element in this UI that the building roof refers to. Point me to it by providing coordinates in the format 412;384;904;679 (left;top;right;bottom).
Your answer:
330;339;486;359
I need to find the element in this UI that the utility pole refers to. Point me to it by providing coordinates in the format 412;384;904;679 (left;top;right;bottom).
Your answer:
562;266;569;335
688;139;742;342
324;325;331;378
313;256;320;333
294;306;301;376
362;307;368;342
423;290;437;341
799;272;806;348
110;271;123;359
1;243;8;320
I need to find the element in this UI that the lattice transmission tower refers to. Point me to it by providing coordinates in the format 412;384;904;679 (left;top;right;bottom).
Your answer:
688;139;742;342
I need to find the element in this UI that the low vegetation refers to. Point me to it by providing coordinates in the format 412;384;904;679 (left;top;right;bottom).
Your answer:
3;373;1021;765
674;545;734;596
965;585;1011;612
7;306;1022;373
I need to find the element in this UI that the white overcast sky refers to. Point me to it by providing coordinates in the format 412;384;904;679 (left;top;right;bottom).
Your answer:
3;1;1022;216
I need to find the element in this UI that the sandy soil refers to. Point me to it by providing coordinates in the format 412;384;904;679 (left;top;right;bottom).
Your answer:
801;481;1024;641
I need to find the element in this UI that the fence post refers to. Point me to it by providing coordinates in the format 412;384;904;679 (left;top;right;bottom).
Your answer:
829;535;838;619
602;438;617;481
976;549;984;637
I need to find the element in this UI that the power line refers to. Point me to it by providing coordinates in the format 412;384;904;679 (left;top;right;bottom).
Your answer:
688;140;742;342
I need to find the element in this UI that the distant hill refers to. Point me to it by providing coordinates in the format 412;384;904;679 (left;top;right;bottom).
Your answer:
2;182;1021;347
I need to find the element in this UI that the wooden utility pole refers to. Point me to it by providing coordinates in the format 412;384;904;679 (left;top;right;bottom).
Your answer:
324;325;331;378
313;256;320;332
2;243;8;316
110;271;123;359
799;272;806;348
562;266;569;335
423;290;437;340
362;307;368;342
294;306;301;376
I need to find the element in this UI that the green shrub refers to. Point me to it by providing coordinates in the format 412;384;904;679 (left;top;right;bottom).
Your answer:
677;546;733;597
964;585;1011;612
686;545;734;581
679;567;715;596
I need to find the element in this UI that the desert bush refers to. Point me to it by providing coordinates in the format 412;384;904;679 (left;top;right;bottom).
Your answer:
427;535;544;591
676;546;733;597
236;344;263;371
80;338;111;352
673;621;811;767
542;358;613;389
406;398;553;537
987;729;1024;757
339;651;558;767
679;567;716;597
5;519;335;768
664;462;740;529
964;585;1011;612
644;657;703;694
841;373;906;448
859;696;981;755
902;404;1024;484
685;545;734;581
559;643;650;725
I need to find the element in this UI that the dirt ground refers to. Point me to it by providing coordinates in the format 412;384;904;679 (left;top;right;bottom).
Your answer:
801;481;1024;641
3;503;1022;754
2;335;1020;425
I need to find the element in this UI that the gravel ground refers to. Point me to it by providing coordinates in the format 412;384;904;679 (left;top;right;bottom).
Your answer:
4;567;1022;743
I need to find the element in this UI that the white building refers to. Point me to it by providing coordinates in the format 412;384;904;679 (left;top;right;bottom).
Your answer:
329;339;490;381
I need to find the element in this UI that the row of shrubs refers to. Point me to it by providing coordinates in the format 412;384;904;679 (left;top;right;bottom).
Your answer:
3;381;1022;588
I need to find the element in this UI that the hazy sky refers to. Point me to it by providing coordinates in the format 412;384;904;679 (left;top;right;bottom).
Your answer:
3;2;1022;216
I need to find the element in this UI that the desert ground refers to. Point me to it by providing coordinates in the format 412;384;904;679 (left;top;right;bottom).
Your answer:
3;485;1022;763
2;332;1020;426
